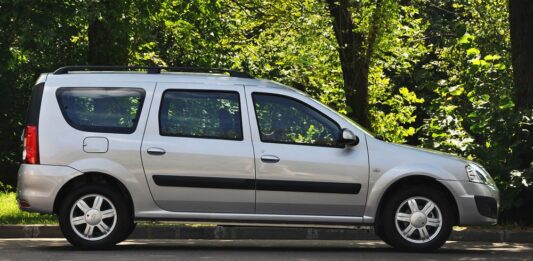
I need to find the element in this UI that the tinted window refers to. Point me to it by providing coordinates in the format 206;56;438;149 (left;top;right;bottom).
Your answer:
159;90;242;140
252;93;340;147
56;88;145;133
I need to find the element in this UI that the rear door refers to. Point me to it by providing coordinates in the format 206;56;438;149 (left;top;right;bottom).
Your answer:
141;83;256;213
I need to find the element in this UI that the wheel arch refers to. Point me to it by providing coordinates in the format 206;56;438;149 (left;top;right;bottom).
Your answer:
53;172;134;218
373;175;459;226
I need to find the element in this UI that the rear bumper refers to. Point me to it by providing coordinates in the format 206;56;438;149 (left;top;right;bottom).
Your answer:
439;180;499;225
17;164;82;213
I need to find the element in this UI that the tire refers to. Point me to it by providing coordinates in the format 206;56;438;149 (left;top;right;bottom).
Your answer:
374;222;394;246
121;222;137;241
58;184;133;250
379;186;454;252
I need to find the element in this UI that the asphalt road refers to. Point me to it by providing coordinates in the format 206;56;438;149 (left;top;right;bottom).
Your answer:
0;239;532;260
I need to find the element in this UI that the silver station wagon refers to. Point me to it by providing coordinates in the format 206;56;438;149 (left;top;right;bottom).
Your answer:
17;66;499;251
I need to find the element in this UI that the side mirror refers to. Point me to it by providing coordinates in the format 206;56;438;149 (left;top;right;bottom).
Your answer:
339;128;359;147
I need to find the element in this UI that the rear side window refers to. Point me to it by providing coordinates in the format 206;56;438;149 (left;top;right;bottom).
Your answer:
159;90;243;140
56;88;145;134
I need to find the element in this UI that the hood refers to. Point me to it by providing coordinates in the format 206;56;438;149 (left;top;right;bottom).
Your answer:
390;143;469;164
366;137;471;182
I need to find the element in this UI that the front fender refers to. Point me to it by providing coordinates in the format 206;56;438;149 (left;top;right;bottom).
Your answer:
363;163;458;223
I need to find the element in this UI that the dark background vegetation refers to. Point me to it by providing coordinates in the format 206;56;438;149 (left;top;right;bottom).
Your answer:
0;0;531;224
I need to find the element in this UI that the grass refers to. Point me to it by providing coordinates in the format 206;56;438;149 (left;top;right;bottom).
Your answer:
0;192;57;225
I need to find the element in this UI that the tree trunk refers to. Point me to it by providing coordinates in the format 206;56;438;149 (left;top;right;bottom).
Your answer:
325;0;371;129
87;0;129;66
345;60;370;129
509;0;533;109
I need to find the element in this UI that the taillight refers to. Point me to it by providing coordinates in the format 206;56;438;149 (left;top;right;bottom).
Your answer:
23;125;39;164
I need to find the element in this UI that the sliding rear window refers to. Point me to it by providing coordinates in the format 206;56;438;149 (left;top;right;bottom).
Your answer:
56;87;145;134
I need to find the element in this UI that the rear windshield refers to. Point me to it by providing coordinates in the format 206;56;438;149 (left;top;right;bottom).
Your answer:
56;88;145;134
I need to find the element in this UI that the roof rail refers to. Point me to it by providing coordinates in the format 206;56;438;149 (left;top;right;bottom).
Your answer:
52;66;254;79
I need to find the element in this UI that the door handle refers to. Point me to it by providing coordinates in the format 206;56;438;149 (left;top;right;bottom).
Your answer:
261;155;280;163
147;147;166;156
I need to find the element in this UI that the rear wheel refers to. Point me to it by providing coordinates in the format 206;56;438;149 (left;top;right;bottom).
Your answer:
379;186;453;252
58;185;133;249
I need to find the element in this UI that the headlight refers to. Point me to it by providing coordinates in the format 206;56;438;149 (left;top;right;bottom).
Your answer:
465;163;495;186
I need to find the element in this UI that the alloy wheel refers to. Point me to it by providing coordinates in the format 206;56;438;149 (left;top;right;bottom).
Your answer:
394;196;443;244
69;194;117;241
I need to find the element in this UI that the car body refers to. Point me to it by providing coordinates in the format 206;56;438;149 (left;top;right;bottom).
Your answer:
17;66;499;251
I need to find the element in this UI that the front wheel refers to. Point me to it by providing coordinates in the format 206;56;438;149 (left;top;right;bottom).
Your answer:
58;185;133;249
379;186;454;252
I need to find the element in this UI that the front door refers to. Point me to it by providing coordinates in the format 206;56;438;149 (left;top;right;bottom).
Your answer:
141;83;255;213
245;86;369;216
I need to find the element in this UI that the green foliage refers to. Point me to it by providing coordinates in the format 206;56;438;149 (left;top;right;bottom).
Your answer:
0;181;13;193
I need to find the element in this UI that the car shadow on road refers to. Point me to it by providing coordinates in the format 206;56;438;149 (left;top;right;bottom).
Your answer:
35;239;530;255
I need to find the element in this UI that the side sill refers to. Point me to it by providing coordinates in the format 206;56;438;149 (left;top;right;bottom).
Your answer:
135;211;363;225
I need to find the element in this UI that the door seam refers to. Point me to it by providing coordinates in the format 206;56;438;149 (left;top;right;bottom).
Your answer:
243;85;258;213
139;82;160;209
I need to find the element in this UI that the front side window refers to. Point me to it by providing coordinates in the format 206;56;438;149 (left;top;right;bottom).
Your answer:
252;93;340;147
159;90;243;140
56;88;145;134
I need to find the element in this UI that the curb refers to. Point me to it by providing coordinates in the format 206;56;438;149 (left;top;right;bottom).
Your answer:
1;225;532;243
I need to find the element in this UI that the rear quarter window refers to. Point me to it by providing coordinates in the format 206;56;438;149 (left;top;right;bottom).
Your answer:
56;87;145;134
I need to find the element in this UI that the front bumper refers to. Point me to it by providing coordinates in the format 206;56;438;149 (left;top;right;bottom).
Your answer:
17;164;82;213
439;180;499;225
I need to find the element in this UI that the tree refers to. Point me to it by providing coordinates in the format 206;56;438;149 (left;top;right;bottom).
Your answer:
324;0;395;129
509;0;533;109
508;0;533;224
86;0;130;65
